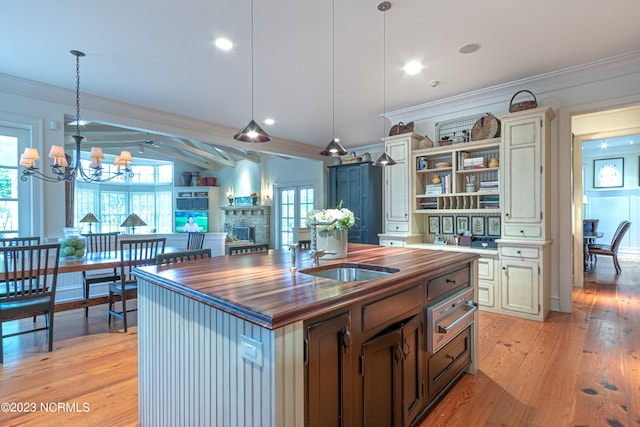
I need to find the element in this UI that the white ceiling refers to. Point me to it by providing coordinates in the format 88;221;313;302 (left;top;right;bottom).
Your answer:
3;0;640;160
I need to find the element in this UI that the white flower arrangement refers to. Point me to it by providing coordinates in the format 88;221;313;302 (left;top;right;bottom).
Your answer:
306;201;356;231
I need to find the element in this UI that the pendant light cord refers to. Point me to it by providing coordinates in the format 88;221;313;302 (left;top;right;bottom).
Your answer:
383;6;386;138
75;53;81;137
251;0;255;119
332;0;335;141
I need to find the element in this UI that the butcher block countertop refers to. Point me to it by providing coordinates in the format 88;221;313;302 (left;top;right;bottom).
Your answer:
134;243;478;330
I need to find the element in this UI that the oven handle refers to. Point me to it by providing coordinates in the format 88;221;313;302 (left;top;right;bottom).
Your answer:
437;302;477;334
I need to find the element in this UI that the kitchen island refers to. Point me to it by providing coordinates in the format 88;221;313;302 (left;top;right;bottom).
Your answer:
134;243;479;427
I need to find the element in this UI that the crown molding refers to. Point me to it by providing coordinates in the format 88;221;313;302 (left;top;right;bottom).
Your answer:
385;50;640;124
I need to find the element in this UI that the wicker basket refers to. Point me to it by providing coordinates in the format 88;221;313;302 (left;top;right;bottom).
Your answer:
341;152;362;164
509;90;538;113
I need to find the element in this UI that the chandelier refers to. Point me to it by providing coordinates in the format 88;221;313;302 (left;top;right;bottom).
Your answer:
19;50;134;183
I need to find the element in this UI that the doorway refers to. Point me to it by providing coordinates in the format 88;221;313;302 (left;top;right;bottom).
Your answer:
276;184;315;248
570;106;640;288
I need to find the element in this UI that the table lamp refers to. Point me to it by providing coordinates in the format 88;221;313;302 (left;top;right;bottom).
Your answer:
120;213;146;234
79;212;100;233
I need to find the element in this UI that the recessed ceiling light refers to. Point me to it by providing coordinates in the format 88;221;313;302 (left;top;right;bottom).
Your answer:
403;61;423;75
459;43;480;54
215;38;233;51
264;118;275;125
600;141;608;150
629;140;635;144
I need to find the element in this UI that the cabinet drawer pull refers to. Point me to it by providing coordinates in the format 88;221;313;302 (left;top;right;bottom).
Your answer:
517;250;521;254
445;279;456;284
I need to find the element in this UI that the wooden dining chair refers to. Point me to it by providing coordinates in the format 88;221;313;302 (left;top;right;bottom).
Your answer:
186;232;206;250
588;220;631;275
81;232;120;317
0;237;41;247
0;243;61;363
109;238;166;332
156;248;211;266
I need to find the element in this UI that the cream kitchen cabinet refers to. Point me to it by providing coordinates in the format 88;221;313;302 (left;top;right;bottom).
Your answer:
499;240;551;321
379;133;423;246
500;107;554;240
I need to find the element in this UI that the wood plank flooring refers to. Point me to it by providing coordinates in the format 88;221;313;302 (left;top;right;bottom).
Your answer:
1;257;639;426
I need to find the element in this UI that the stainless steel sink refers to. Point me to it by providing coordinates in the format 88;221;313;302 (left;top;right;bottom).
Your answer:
300;263;399;282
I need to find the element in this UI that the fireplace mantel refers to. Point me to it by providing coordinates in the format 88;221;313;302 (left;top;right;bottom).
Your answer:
221;206;271;216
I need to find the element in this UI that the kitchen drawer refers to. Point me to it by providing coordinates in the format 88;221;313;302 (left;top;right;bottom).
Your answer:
379;237;405;247
478;257;495;281
504;224;542;239
427;265;470;304
386;222;409;233
500;245;540;259
427;326;471;400
478;280;495;309
361;284;423;334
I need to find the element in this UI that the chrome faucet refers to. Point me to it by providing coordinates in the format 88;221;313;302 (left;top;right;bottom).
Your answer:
288;243;299;271
309;219;339;267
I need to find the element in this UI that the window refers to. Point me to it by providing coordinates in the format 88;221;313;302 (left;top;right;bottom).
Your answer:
278;185;314;248
74;160;174;233
0;126;31;238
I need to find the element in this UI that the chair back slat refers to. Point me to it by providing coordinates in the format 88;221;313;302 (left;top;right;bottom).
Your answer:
82;232;119;255
186;232;206;250
156;248;211;266
0;243;60;300
120;238;166;283
0;237;41;247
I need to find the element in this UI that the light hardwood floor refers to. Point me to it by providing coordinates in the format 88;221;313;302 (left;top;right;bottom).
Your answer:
1;257;638;426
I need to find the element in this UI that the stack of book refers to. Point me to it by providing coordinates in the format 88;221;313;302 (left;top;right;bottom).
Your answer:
462;157;487;170
416;157;427;171
425;184;443;195
480;195;500;209
418;197;438;209
479;180;499;192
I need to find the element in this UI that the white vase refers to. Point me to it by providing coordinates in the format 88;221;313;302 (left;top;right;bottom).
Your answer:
316;228;348;259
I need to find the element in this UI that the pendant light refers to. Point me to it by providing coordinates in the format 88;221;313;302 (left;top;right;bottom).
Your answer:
373;1;397;167
234;0;271;143
20;50;134;182
320;0;347;157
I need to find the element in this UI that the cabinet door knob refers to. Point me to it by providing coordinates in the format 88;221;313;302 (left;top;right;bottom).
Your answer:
517;250;521;254
520;230;524;234
506;213;510;217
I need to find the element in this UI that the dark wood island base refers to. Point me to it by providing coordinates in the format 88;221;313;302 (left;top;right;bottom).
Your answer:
134;243;479;427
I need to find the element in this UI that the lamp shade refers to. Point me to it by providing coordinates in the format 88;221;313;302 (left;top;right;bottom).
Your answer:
120;213;146;228
320;139;347;157
23;147;40;161
90;147;105;160
234;120;272;143
373;152;397;166
48;145;65;158
80;212;99;224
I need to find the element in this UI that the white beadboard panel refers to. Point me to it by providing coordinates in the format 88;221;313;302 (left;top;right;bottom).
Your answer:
138;279;304;427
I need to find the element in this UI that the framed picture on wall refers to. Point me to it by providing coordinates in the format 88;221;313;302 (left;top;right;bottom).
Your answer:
593;157;624;188
456;216;469;234
441;216;454;234
471;216;485;236
487;217;501;236
428;216;440;234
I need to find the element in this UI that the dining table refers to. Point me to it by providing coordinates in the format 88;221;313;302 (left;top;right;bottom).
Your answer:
1;246;181;312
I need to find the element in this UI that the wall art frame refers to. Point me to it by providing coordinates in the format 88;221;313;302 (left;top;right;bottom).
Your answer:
593;157;624;188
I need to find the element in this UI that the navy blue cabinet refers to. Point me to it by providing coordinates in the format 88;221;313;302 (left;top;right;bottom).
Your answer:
328;162;383;244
